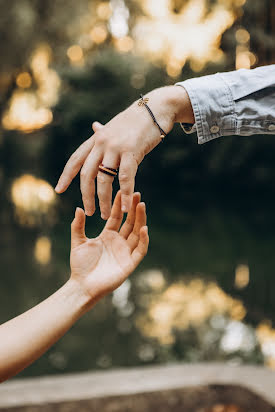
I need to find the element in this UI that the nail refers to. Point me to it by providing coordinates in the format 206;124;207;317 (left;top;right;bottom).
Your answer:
121;204;127;213
55;183;61;192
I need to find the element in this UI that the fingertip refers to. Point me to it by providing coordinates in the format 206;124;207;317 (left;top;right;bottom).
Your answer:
55;183;63;193
75;207;85;220
84;203;95;216
114;190;122;201
121;194;132;213
141;225;148;236
137;201;146;212
72;207;83;227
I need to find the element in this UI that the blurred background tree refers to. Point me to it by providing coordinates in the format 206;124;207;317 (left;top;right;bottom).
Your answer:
0;0;275;377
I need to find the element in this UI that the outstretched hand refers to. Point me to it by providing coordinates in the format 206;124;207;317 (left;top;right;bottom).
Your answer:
55;86;193;219
70;190;149;303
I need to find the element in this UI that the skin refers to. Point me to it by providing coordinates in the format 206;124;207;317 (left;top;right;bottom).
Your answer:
0;191;148;382
55;85;194;219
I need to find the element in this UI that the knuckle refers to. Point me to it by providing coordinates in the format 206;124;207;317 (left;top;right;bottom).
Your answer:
121;143;134;153
119;173;130;183
80;168;87;180
107;141;120;152
95;132;107;146
97;173;112;183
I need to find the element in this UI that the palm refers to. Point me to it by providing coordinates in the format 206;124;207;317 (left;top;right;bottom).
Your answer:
70;191;148;301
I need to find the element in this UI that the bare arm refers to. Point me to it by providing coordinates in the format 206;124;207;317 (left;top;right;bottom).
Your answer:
0;191;148;382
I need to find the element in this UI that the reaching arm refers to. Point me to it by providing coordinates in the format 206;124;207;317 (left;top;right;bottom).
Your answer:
0;191;148;382
55;85;194;218
55;64;275;219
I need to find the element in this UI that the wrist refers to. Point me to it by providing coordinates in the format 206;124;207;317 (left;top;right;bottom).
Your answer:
144;86;194;135
164;85;195;124
64;278;95;316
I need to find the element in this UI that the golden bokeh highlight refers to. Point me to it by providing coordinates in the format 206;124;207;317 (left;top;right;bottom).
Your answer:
235;264;249;289
90;25;108;44
257;322;275;369
11;174;56;226
67;45;84;62
166;60;183;78
34;236;51;265
236;47;251;69
16;72;32;89
2;45;60;132
31;45;61;107
2;91;53;133
235;28;250;44
96;2;112;20
134;0;236;72
115;36;134;53
136;277;246;345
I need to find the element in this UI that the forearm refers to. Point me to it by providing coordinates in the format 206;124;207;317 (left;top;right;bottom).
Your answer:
0;278;91;382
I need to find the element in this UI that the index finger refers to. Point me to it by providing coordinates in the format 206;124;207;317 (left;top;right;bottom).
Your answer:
55;136;95;193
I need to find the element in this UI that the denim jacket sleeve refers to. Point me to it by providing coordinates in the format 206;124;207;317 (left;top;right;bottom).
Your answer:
176;64;275;144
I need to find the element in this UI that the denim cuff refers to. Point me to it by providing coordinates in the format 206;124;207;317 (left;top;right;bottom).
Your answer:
176;73;236;144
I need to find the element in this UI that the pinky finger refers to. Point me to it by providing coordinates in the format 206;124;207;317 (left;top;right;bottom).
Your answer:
131;226;149;267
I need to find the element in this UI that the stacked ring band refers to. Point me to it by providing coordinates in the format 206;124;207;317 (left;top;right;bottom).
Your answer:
98;163;118;177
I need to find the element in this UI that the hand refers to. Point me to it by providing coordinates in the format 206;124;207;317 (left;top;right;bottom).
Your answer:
55;85;194;219
70;191;149;303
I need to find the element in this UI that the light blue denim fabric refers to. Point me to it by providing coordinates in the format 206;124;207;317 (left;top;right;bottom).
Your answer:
176;64;275;144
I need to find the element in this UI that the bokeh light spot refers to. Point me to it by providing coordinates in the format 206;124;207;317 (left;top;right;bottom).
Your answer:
90;25;108;44
115;36;134;53
34;236;51;265
235;28;250;44
67;45;83;62
235;264;250;289
97;2;112;20
11;174;56;226
16;72;32;89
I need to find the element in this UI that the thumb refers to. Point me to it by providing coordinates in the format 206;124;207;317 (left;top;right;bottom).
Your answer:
92;121;104;133
71;207;86;248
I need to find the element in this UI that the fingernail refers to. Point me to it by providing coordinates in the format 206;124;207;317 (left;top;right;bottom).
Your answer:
121;204;127;213
101;213;108;220
55;184;61;192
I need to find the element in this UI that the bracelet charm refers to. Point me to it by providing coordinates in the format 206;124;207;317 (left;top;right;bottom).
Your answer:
138;94;167;141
